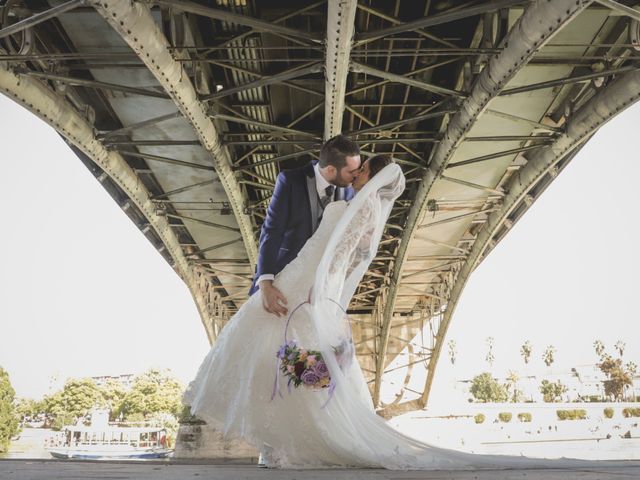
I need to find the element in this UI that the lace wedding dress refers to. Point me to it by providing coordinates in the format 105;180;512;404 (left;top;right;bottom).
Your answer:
183;165;624;470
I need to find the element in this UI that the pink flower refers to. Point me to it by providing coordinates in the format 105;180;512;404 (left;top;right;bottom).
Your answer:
286;365;295;373
299;349;308;361
306;355;317;366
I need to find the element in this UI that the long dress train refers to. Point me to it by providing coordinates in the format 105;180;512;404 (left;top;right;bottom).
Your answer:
184;164;637;470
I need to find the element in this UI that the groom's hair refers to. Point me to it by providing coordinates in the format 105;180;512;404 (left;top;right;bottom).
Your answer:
319;135;360;169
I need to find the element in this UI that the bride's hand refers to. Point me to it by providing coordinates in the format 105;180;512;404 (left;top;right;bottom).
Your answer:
259;280;288;317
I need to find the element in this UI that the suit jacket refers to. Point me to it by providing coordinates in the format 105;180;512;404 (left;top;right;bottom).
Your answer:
249;162;355;295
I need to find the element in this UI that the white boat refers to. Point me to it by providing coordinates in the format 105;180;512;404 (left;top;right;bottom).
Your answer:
46;410;173;460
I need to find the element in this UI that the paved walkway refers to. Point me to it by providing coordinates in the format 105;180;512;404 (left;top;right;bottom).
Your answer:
2;459;640;479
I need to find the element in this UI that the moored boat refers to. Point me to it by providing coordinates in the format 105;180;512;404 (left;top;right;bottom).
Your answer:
46;410;173;460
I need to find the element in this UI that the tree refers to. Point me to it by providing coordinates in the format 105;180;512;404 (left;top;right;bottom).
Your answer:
0;367;20;453
100;379;127;421
470;372;508;403
598;355;633;401
626;361;638;401
539;379;568;402
15;398;43;421
505;370;522;403
593;340;605;358
485;337;495;368
447;340;457;365
118;369;183;420
542;345;556;367
43;378;104;429
520;340;532;365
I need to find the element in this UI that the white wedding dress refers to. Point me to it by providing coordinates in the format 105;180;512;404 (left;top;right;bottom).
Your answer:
183;165;629;470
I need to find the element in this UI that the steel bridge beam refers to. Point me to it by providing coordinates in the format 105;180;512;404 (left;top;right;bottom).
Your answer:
16;69;171;98
595;0;640;22
90;0;258;271
419;68;640;408
0;63;228;342
0;0;85;39
323;0;357;139
350;61;465;98
373;0;592;408
355;0;524;45
154;0;321;43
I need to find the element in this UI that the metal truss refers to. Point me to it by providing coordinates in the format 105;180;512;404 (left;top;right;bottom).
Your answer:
0;62;228;343
413;68;640;412
324;0;357;139
375;0;593;408
90;0;258;269
3;0;638;417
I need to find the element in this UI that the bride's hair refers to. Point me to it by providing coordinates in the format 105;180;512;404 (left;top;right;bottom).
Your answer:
368;154;394;178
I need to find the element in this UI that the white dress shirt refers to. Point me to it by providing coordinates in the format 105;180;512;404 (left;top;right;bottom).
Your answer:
258;164;335;288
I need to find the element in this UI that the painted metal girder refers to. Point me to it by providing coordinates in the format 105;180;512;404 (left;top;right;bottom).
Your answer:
0;62;229;342
374;0;594;408
90;0;258;272
324;0;357;140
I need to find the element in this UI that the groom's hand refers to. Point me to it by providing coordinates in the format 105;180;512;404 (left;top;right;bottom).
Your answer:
260;280;288;317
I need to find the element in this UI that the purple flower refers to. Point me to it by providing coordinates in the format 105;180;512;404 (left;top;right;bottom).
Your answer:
277;344;287;359
300;369;320;385
313;360;330;378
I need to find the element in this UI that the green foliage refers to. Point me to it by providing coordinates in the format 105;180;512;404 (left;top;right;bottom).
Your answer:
42;378;104;429
593;340;605;358
125;412;146;423
542;345;556;367
603;408;614;419
15;398;43;421
40;369;185;429
598;355;633;401
51;413;76;431
498;412;512;423
622;408;640;418
474;413;485;424
520;341;532;365
0;367;20;452
179;405;205;425
117;369;183;420
556;409;587;421
505;371;522;403
539;379;568;402
100;379;127;421
469;372;508;403
517;412;532;423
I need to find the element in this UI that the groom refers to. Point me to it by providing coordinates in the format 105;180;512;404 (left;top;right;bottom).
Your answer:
249;134;361;317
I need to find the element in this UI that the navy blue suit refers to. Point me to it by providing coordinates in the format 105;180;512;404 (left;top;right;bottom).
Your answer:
249;162;355;295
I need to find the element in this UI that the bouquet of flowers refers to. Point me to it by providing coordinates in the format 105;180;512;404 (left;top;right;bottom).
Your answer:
277;341;331;390
276;337;355;391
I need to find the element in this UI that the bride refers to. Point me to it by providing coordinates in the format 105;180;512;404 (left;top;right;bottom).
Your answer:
183;156;618;470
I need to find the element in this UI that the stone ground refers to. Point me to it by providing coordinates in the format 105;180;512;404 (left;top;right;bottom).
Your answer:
2;460;640;479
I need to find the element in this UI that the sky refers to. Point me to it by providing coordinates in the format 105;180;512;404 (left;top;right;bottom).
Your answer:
0;93;638;408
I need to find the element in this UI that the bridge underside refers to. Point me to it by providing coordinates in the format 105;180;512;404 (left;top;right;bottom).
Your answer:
1;0;639;414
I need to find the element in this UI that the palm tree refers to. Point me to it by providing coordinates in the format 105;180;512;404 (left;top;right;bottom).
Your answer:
542;345;556;367
520;340;532;365
593;339;605;358
485;337;495;368
626;361;637;401
506;370;521;403
447;340;457;365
